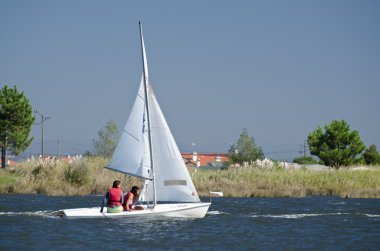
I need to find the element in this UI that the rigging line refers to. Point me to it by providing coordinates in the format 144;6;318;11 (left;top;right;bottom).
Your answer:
179;137;238;144
30;140;91;148
49;116;93;131
58;140;92;147
33;132;93;142
264;150;301;154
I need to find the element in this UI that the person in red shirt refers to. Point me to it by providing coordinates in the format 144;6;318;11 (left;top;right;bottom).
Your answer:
101;180;123;213
123;186;140;211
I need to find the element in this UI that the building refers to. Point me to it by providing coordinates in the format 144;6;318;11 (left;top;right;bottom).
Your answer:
0;159;18;167
182;152;229;169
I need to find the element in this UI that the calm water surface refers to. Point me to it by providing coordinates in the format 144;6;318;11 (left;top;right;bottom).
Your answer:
0;195;379;250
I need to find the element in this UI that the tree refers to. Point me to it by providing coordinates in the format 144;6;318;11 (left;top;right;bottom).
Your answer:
307;120;365;168
363;144;380;165
228;128;264;165
0;85;35;168
92;120;119;157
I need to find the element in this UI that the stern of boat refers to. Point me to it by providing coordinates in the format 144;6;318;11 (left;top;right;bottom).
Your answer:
159;202;211;218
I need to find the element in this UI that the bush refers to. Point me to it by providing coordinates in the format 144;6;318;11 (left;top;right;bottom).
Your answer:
293;156;318;164
64;164;90;186
363;145;380;165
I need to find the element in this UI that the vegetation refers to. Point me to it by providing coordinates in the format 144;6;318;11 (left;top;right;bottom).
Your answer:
308;120;365;168
0;158;142;195
1;158;379;198
363;144;380;165
92;120;119;157
0;85;35;168
192;165;380;198
228;128;264;166
293;156;318;165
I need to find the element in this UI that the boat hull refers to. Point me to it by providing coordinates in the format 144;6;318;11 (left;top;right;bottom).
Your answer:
60;202;211;219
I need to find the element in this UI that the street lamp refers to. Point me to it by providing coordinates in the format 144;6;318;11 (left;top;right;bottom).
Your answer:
34;110;50;158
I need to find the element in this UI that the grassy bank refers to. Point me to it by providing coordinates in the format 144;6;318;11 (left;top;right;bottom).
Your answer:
1;158;379;198
0;157;141;196
191;167;380;198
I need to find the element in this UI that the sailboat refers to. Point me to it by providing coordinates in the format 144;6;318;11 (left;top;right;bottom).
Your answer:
60;23;211;219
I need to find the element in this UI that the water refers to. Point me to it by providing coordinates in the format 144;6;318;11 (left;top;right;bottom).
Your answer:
0;195;379;250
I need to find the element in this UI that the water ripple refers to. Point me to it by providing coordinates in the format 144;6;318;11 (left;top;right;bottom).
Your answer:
365;214;380;218
207;210;228;215
250;213;349;219
0;210;59;218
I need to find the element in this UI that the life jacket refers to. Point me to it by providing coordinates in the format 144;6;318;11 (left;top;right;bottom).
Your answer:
123;192;136;210
108;187;122;207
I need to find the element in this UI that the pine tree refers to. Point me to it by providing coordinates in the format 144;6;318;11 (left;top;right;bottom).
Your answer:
308;120;365;168
0;85;35;168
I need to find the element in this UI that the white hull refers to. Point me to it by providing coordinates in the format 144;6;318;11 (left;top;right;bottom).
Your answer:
60;202;211;219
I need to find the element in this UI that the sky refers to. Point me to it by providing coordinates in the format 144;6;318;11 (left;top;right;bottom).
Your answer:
1;0;379;161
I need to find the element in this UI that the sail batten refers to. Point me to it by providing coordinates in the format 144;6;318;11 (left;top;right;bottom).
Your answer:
104;166;152;180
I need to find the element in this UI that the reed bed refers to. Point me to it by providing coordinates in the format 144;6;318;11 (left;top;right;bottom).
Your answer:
191;166;380;198
0;158;379;198
0;157;142;196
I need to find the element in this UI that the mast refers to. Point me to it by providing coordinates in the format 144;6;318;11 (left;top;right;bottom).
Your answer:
139;22;157;207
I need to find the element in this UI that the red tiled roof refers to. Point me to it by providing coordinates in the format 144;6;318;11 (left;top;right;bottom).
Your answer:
182;153;229;166
0;160;18;167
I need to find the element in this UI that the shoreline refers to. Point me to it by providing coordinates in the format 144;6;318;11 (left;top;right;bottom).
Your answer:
1;157;379;198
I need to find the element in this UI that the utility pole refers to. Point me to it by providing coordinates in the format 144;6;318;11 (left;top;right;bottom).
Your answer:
299;140;308;158
57;140;61;158
34;110;50;158
303;140;307;157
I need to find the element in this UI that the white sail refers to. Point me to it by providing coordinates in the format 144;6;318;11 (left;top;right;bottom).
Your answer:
140;86;201;203
106;78;152;180
109;22;200;203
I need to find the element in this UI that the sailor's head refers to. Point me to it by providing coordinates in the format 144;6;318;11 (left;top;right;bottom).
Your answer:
131;186;139;193
112;180;121;188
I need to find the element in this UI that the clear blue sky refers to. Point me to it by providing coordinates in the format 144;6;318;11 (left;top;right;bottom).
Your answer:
1;0;379;161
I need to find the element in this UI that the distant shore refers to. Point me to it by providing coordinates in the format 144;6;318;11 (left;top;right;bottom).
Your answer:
0;157;379;198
